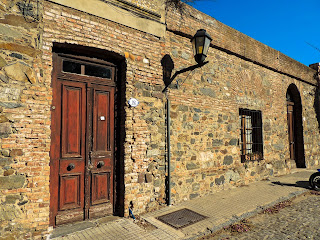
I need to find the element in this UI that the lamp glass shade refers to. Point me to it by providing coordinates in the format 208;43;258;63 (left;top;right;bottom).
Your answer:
191;29;212;63
196;36;204;54
203;37;211;56
191;38;196;56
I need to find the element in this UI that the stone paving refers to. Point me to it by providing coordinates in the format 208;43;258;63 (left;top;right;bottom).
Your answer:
53;218;179;240
206;193;320;239
50;168;318;240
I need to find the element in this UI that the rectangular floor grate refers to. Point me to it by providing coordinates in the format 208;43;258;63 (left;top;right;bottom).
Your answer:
157;208;207;229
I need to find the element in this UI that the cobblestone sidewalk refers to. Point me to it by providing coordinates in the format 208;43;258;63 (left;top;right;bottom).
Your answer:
204;192;320;239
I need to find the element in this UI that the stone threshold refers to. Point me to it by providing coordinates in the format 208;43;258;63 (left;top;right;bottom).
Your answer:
50;216;121;239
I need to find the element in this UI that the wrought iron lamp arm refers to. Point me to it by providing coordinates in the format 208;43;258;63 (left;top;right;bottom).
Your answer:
162;61;209;93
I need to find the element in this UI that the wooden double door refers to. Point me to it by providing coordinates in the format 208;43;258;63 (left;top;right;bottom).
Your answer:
50;54;116;226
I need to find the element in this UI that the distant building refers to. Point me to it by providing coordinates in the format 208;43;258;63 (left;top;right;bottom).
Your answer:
0;0;319;238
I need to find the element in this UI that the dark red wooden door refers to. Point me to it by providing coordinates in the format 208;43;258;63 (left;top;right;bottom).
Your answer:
287;101;295;161
56;80;87;225
50;54;115;226
87;84;114;219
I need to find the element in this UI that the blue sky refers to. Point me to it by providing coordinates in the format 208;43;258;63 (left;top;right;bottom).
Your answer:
188;0;320;66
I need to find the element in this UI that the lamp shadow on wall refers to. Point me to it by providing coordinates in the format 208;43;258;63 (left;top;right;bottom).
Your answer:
161;54;175;89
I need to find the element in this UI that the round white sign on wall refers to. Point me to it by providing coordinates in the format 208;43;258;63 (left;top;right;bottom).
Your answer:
128;98;139;107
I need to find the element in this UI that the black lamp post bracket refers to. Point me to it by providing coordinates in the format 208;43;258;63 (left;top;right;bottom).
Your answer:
162;61;209;93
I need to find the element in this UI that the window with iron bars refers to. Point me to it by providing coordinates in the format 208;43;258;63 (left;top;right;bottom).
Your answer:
239;109;263;162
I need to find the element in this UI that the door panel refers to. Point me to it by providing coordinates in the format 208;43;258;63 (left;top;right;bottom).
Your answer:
57;81;86;224
59;173;81;210
89;85;114;218
61;85;84;158
93;89;113;152
91;171;111;205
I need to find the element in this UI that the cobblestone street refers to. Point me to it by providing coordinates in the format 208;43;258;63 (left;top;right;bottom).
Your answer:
204;192;320;240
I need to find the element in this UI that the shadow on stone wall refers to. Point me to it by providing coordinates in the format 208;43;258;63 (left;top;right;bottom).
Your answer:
161;54;174;88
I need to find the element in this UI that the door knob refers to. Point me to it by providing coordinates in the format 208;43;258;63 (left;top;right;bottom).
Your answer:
67;163;75;171
97;161;105;168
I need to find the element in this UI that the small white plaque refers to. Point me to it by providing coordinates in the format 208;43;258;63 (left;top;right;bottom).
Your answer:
128;98;139;107
100;116;105;121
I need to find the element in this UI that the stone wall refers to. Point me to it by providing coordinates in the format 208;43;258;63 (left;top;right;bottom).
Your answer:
0;0;52;239
164;4;320;203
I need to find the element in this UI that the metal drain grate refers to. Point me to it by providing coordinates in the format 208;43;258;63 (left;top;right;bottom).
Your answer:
157;208;207;229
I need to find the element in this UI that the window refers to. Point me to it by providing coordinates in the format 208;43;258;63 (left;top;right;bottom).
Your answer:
62;60;112;79
239;109;263;162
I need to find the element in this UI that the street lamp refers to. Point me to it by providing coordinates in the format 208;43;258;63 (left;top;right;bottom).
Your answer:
191;29;212;64
162;29;212;206
162;29;212;93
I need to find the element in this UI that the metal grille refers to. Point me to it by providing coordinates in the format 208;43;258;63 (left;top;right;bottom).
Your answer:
157;208;207;229
239;109;263;162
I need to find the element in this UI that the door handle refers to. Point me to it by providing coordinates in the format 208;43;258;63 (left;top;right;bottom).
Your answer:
97;161;105;168
86;164;93;171
67;163;75;171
